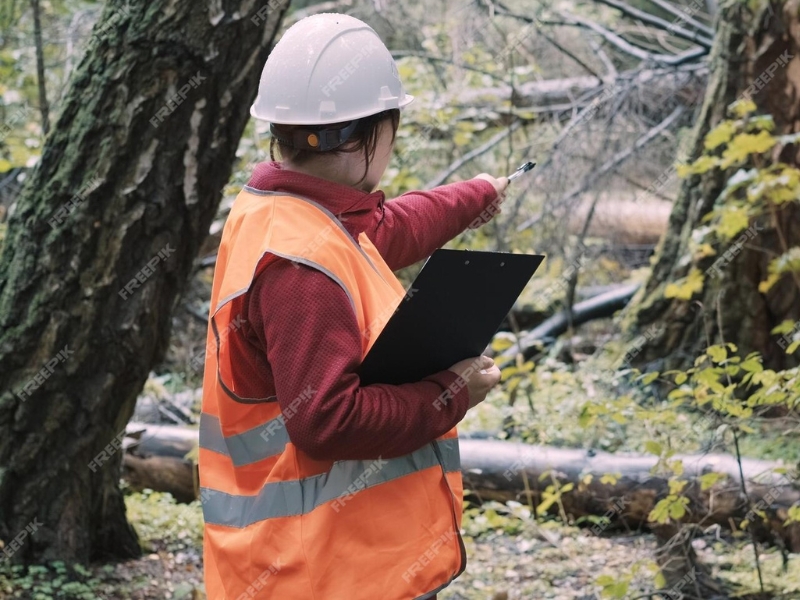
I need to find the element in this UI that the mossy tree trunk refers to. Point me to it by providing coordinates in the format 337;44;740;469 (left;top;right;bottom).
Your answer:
0;0;289;563
627;0;800;372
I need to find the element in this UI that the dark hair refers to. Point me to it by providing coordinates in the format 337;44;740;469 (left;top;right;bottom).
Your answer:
270;109;400;185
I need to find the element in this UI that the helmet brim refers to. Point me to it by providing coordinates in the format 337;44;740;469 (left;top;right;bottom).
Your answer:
252;93;416;125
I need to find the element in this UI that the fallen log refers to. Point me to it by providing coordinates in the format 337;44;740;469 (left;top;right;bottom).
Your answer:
123;424;800;551
122;454;197;504
451;66;705;111
460;440;800;552
122;423;200;503
498;283;640;362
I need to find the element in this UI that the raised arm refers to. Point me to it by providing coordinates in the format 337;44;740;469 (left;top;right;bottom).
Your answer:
248;259;472;461
367;178;501;271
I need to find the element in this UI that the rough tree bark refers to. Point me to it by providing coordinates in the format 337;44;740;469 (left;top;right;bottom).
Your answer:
0;0;290;563
625;0;800;371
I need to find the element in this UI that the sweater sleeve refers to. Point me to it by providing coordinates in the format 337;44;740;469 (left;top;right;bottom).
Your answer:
247;259;471;461
367;179;499;270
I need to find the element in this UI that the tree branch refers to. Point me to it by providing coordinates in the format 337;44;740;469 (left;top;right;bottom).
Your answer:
558;10;708;66
516;105;685;231
593;0;713;48
390;51;505;81
30;0;49;135
424;119;524;188
644;0;715;38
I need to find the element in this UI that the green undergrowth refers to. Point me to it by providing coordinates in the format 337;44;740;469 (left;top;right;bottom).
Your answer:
0;491;204;599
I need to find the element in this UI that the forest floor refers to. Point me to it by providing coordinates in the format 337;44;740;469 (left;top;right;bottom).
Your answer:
3;486;800;599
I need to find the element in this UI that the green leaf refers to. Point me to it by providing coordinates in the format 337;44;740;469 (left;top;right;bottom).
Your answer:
536;496;557;515
740;357;763;373
640;371;660;385
644;441;663;456
784;504;800;525
669;497;689;519
707;345;728;364
654;571;667;589
649;499;671;523
699;472;726;491
770;319;795;335
596;575;616;586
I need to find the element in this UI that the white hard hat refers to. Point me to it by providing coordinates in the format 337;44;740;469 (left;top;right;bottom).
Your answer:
250;13;414;126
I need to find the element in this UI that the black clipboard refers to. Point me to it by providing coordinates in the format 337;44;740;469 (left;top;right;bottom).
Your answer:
358;249;544;385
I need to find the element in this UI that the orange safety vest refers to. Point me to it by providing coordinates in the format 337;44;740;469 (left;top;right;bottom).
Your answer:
198;187;466;600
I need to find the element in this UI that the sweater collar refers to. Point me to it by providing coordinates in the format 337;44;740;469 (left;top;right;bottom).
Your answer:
246;161;385;237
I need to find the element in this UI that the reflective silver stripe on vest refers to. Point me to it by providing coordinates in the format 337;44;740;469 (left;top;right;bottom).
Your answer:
201;438;460;528
200;414;290;467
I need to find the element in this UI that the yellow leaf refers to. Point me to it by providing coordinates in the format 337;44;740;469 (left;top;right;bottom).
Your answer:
717;205;750;239
759;272;781;293
491;337;515;352
664;268;704;300
600;473;621;485
771;320;796;335
721;130;776;166
694;243;716;259
704;121;737;150
678;155;719;177
730;98;757;118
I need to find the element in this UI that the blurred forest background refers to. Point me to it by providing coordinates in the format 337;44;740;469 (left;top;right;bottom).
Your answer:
0;0;799;598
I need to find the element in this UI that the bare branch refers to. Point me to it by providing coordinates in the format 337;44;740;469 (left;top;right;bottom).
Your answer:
588;37;617;79
31;0;49;135
534;26;603;79
644;0;715;38
593;0;713;48
516;106;685;232
424;119;524;188
558;10;708;66
390;51;505;81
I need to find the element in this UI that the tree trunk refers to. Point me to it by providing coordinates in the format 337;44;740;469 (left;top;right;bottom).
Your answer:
0;0;290;563
625;0;800;371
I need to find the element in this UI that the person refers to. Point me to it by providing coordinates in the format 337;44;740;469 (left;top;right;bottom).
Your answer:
198;12;508;600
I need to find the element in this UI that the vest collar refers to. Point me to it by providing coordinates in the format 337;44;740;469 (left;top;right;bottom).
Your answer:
247;161;385;238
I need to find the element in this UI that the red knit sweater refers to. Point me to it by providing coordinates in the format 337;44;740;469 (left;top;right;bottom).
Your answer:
233;161;499;461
